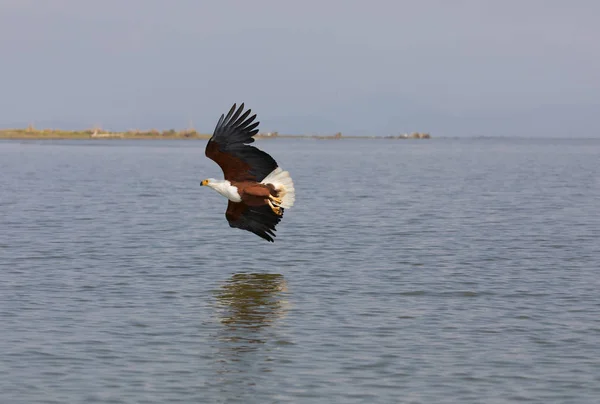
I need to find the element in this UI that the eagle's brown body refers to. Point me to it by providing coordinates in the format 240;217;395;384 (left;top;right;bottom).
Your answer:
232;181;279;206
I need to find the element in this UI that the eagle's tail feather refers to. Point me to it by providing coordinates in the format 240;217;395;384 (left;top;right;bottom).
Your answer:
261;168;295;209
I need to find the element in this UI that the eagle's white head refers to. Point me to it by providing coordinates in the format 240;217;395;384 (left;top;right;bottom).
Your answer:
200;178;217;187
200;178;241;202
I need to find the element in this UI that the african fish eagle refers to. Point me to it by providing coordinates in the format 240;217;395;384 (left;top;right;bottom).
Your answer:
200;103;295;242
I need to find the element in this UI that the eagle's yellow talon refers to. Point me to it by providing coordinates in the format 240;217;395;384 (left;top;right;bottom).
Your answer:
267;200;283;216
269;195;283;205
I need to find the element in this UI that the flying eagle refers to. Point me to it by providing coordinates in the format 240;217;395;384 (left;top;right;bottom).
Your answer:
200;103;295;242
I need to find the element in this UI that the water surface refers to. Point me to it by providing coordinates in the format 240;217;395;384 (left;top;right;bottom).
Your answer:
1;138;599;403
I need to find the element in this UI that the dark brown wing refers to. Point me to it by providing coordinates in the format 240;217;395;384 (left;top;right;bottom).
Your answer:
225;201;284;242
205;103;278;182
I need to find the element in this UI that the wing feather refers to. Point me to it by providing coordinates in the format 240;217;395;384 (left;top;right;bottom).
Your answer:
225;201;283;242
205;103;278;182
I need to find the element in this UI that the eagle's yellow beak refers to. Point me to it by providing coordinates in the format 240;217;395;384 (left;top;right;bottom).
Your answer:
200;179;209;186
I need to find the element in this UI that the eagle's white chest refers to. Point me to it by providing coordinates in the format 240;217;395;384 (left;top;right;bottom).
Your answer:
210;181;242;202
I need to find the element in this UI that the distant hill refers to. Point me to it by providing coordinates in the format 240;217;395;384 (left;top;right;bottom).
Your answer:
2;100;598;138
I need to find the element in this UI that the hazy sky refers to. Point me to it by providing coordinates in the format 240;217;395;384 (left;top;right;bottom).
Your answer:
1;0;598;136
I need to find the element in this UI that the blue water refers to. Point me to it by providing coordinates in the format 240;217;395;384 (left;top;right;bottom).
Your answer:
1;138;599;403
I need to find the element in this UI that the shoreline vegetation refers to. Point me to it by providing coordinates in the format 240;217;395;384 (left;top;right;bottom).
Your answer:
0;126;431;140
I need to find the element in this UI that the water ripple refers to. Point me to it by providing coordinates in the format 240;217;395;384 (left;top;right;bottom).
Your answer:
1;138;599;403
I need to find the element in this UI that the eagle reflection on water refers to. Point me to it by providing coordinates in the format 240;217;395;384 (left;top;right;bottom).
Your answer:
214;273;289;351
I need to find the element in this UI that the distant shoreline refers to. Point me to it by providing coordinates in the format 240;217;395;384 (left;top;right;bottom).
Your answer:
0;128;431;140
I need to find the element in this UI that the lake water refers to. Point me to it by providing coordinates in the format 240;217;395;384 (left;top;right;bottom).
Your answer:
1;138;599;403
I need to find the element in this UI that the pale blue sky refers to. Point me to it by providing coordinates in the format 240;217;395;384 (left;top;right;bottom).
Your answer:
1;0;598;136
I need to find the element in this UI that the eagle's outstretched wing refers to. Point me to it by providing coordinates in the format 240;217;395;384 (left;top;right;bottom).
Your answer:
205;103;278;182
225;201;284;242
